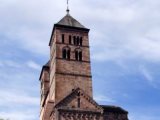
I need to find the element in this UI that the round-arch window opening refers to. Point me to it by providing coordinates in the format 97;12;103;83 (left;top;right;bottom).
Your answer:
75;49;82;61
62;47;71;60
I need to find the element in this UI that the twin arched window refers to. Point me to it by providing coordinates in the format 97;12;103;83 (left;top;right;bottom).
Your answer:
75;49;82;61
62;47;82;61
73;36;82;46
62;47;70;59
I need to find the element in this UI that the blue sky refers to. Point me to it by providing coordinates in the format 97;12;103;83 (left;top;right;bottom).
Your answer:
0;0;160;120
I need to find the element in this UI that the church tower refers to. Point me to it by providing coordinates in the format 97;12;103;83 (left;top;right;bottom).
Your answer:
39;5;129;120
48;12;93;104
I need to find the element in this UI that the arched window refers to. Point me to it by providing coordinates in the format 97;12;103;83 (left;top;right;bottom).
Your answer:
67;49;70;59
62;34;65;43
75;49;82;61
69;35;72;44
80;37;83;46
73;36;83;46
73;36;76;45
62;49;67;58
79;51;82;61
76;36;80;45
75;51;79;60
62;47;70;59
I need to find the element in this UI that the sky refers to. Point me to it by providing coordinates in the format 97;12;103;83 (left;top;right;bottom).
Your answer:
0;0;160;120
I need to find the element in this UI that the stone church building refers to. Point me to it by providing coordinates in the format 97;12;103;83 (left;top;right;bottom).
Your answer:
39;8;129;120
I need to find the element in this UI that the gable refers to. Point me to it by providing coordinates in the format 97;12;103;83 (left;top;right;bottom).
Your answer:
55;88;103;112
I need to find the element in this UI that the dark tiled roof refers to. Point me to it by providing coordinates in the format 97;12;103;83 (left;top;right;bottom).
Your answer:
44;60;50;67
39;61;50;80
56;14;86;29
101;105;128;114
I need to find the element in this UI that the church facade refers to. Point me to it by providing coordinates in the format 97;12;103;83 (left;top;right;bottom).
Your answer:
39;10;129;120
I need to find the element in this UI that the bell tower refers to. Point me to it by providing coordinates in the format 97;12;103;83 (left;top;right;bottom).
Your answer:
39;9;94;120
49;12;92;104
39;4;129;120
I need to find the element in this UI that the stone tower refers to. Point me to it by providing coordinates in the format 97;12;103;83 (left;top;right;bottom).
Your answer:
39;10;129;120
49;13;93;103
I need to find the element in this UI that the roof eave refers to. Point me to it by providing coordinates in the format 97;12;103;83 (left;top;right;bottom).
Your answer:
100;105;128;114
39;66;49;81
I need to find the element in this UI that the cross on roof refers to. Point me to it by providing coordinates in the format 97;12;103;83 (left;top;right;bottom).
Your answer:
66;0;70;14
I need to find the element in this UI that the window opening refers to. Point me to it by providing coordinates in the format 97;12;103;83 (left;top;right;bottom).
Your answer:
62;49;67;59
79;51;82;61
76;36;79;45
73;36;76;45
75;51;79;60
67;50;70;59
69;35;72;44
80;37;83;46
62;47;70;60
75;49;82;61
62;34;65;43
77;92;80;108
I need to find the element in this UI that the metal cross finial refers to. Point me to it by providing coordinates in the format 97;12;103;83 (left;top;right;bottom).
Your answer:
66;0;70;14
67;0;69;5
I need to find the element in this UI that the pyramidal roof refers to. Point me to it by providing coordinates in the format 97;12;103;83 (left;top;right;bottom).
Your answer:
49;12;89;46
56;13;86;29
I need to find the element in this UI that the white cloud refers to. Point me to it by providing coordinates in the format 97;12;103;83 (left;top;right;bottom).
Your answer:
4;60;21;68
0;0;160;62
140;66;153;82
129;114;160;120
26;61;41;70
86;1;160;63
138;65;159;89
0;0;56;55
0;60;40;120
94;94;115;103
0;110;38;120
0;60;41;71
0;61;3;67
0;90;39;106
0;60;21;68
0;66;39;94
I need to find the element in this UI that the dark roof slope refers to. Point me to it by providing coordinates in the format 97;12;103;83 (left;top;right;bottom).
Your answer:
56;14;86;29
39;61;50;80
44;60;50;67
101;105;128;114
